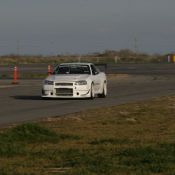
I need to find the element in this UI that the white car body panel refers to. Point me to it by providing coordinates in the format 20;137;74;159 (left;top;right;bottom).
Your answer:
42;63;107;98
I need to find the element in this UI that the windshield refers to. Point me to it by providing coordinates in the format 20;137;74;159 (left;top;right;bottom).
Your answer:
53;65;91;75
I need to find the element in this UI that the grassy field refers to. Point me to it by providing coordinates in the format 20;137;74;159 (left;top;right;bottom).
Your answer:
0;96;175;175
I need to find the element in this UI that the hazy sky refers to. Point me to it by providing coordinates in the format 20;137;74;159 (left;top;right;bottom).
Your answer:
0;0;175;55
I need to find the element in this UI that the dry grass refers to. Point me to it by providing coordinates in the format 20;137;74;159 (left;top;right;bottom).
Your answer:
44;96;175;144
0;52;165;65
0;55;113;65
0;96;175;174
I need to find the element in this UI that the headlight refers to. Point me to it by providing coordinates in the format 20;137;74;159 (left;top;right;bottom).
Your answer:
75;80;87;85
44;80;54;85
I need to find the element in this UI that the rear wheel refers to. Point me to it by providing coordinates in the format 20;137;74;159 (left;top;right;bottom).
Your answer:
98;82;107;98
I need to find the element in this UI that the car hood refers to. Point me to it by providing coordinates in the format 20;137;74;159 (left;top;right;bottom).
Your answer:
46;74;90;82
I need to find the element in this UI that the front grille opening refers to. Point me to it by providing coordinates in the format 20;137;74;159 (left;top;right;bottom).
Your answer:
55;88;73;96
55;83;73;86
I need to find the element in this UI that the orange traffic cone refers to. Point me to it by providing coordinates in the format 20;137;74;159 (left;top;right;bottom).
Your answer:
48;65;52;76
12;66;19;84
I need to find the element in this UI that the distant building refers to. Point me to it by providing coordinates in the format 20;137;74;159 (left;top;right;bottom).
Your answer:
166;54;175;63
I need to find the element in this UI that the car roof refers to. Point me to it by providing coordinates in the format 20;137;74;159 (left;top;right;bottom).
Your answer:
60;62;93;66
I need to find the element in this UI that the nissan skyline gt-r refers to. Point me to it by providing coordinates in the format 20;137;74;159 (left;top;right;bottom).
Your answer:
42;63;107;99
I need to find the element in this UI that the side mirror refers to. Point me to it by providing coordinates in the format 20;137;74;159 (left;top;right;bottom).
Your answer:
92;71;98;75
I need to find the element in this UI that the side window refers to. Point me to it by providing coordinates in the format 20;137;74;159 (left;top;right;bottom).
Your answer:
91;65;99;75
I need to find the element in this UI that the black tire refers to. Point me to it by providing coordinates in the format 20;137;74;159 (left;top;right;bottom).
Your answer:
98;82;107;98
90;83;95;99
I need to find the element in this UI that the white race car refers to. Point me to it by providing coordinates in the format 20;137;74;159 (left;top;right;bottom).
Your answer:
42;63;107;99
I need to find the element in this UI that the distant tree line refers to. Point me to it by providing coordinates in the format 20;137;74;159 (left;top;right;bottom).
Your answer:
0;49;169;65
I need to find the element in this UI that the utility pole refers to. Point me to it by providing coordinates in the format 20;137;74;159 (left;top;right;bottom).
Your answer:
134;37;138;53
17;40;20;55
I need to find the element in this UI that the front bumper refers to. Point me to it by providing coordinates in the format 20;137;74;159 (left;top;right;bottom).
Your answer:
42;82;91;98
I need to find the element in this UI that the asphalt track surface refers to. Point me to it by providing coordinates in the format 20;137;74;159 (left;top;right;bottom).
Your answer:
0;64;175;125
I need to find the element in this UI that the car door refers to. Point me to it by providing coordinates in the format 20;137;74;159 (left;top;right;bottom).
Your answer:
90;64;101;92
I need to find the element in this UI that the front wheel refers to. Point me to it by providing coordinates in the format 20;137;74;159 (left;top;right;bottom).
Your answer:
90;83;95;99
98;82;107;98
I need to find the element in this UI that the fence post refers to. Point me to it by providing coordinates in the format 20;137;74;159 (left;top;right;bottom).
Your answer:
78;56;81;62
114;56;119;63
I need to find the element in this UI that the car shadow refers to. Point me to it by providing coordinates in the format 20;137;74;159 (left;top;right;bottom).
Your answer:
11;95;93;101
11;95;43;100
